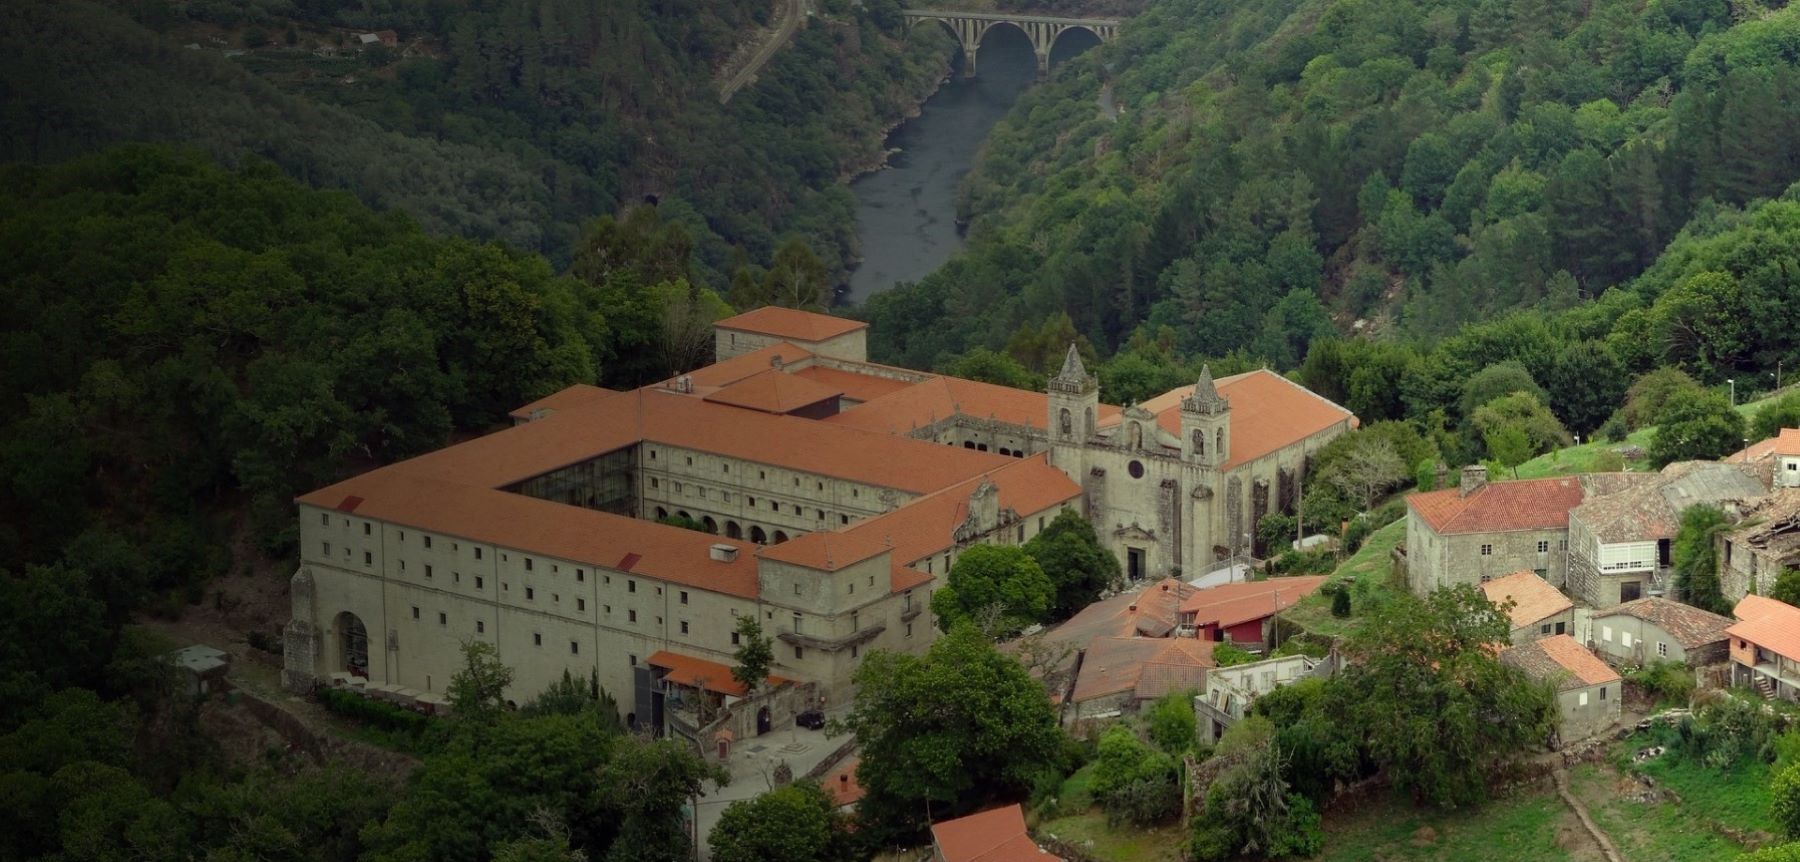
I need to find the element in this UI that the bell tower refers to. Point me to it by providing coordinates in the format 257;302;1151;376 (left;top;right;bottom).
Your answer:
1180;365;1230;467
1046;344;1098;481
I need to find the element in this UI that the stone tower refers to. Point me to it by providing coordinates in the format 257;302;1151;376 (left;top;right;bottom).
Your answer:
1046;344;1099;485
1180;365;1230;467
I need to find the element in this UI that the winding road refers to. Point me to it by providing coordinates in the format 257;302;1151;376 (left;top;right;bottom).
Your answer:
719;0;807;103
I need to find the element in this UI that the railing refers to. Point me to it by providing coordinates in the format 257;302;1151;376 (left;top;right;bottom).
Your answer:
778;623;886;651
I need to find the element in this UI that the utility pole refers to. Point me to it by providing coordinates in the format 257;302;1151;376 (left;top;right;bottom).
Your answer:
1729;378;1736;406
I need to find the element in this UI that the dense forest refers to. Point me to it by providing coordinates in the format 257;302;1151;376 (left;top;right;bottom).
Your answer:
866;0;1800;383
0;0;948;279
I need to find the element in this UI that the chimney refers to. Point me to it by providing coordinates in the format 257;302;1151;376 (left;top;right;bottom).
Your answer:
839;774;849;784
1460;464;1488;497
1127;603;1138;614
708;544;739;562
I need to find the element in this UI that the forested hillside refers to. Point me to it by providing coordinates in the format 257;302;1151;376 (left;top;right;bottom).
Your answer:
865;0;1800;373
0;0;948;278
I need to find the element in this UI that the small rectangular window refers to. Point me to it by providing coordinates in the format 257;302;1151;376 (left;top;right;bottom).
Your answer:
1599;685;1607;701
1540;623;1551;634
793;583;801;596
526;587;535;600
320;513;329;526
424;536;432;549
1537;540;1549;553
680;621;689;634
794;646;804;660
629;610;637;622
906;622;913;638
577;569;585;582
732;631;741;646
476;576;484;589
680;590;689;605
476;620;485;633
399;560;407;571
412;606;420;619
364;551;373;565
628;580;636;593
439;612;447;626
579;598;587;611
1480;544;1493;556
474;547;482;560
1579;691;1588;706
533;633;542;646
425;564;434;579
1657;642;1668;657
841;514;850;525
571;642;580;655
323;541;332;556
363;522;371;536
525;558;534;571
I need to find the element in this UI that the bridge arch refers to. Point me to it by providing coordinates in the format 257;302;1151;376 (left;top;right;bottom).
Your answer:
903;9;1119;79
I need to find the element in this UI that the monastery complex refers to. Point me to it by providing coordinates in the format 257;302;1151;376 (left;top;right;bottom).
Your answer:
283;307;1355;728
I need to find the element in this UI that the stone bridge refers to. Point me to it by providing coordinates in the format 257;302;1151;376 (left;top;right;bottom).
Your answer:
902;9;1120;78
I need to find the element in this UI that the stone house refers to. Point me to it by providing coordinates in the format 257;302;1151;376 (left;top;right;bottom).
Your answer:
1192;652;1333;742
1728;595;1800;701
1405;468;1584;594
714;306;869;362
1502;634;1622;742
1174;575;1328;648
1729;428;1800;488
1719;490;1800;601
1566;462;1766;606
1478;571;1574;645
1065;636;1215;726
1589;597;1733;667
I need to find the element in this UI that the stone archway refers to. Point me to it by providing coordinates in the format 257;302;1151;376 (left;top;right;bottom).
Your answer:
726;521;743;540
336;611;369;677
751;526;768;544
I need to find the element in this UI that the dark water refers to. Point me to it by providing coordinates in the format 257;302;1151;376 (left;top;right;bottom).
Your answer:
842;33;1040;303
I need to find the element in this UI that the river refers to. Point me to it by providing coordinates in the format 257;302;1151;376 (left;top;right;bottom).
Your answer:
841;32;1040;304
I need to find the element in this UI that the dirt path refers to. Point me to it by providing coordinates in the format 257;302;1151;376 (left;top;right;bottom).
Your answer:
1554;768;1626;862
719;0;806;103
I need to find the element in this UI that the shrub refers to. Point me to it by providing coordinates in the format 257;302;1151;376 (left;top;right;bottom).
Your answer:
1090;725;1180;825
1214;644;1256;667
1625;661;1695;707
1776;762;1800;840
318;687;433;747
1331;587;1352;618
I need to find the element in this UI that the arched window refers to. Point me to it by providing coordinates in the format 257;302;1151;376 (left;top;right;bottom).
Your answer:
1085;407;1095;436
773;530;789;544
751;526;768;544
703;516;718;534
726;521;743;540
1059;408;1072;436
1193;430;1205;457
336;611;369;677
655;507;668;520
1215;428;1224;456
1129;423;1142;450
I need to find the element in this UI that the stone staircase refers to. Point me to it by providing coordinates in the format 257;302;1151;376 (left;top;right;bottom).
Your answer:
1755;675;1777;700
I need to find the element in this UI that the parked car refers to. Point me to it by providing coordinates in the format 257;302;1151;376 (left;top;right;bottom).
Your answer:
796;709;826;730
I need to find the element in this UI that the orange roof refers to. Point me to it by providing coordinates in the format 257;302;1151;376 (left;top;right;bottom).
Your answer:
827;374;1119;435
646;650;784;698
1407;477;1585;534
1503;634;1619;690
1735;594;1794;622
715;306;866;342
1480;571;1574;629
1128;369;1356;470
1777;428;1800;457
891;564;934;593
1177;576;1329;628
1728;596;1800;663
1043;578;1196;647
793;365;915;403
703;369;843;414
1070;636;1215;703
759;454;1079;571
824;757;865;808
680;342;816;389
931;805;1062;862
507;384;620;420
298;473;762;597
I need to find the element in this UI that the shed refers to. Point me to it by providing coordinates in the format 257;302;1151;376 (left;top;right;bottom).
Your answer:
169;645;231;698
1591;597;1733;667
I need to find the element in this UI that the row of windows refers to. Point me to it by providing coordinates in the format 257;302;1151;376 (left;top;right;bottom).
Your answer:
646;448;864;498
1477;540;1562;556
649;478;856;525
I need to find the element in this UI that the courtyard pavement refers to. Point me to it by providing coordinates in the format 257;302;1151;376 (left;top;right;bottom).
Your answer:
689;702;856;860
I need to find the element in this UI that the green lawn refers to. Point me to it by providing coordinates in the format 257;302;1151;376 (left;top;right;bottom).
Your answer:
1512;390;1782;480
1035;811;1186;862
1283;518;1405;639
1571;759;1768;862
1316;789;1578;862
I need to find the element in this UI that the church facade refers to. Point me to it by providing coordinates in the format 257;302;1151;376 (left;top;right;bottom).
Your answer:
283;308;1353;728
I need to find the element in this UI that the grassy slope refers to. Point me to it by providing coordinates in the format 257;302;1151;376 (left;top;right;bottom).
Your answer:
1513;392;1779;479
1317;792;1577;862
1283;518;1406;639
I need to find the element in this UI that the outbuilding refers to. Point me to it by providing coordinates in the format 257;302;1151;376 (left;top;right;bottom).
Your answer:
1590;597;1733;667
1502;634;1621;742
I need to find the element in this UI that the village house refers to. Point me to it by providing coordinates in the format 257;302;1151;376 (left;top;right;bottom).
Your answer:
1727;594;1800;701
1478;571;1574;646
1192;651;1335;741
1174;575;1328;648
1405;467;1584;594
1565;462;1766;606
1719;490;1800;601
1065;636;1216;725
1728;427;1800;487
1589;597;1733;667
930;804;1064;862
285;307;1354;731
1501;634;1622;742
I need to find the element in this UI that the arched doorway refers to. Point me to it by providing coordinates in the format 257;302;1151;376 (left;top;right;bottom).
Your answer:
655;506;668;520
751;526;767;544
757;706;772;735
336;611;369;677
703;516;718;534
725;521;743;540
773;530;789;544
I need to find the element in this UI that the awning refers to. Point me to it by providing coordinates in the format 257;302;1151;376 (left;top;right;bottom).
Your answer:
647;650;786;697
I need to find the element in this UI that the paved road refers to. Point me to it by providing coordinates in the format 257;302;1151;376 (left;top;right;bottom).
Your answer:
719;0;806;103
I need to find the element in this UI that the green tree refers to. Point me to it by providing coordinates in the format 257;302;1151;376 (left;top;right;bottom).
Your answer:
938;348;1043;390
1753;392;1800;441
447;640;515;722
1472;391;1572;455
1623;368;1703;429
1649;390;1746;466
1775;762;1800;840
1090;724;1180;825
1485;423;1534;478
1772;569;1800;606
929;545;1054;634
1461;361;1547;417
1024;510;1122;621
731;616;774;695
761;239;831;311
1340;585;1557;807
844;625;1064;839
710;781;854;862
1672;504;1731;614
1146;689;1201;756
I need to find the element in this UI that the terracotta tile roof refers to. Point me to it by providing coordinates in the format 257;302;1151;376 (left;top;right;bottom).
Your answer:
702;369;843;414
1044;579;1197;649
1126;370;1357;470
507;384;620;421
1070;636;1215;703
931;805;1063;862
715;306;866;342
645;650;784;698
824;757;865;808
1503;634;1620;690
793;365;914;403
1596;597;1733;648
1777;428;1800;457
759;454;1079;571
1730;435;1782;463
1408;477;1586;534
680;342;816;389
1729;595;1800;662
1177;576;1329;628
1572;463;1766;543
1480;571;1574;630
297;473;762;597
826;375;1072;435
891;564;933;593
1735;594;1795;622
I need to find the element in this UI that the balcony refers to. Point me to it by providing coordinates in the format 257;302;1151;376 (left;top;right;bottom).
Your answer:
900;603;923;623
778;623;886;652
